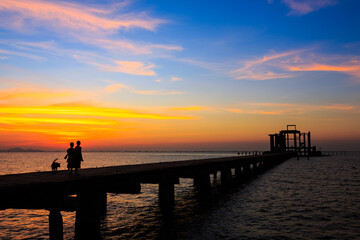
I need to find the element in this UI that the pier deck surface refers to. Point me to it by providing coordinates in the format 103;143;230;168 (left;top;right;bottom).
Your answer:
0;155;242;188
0;153;294;190
0;152;295;222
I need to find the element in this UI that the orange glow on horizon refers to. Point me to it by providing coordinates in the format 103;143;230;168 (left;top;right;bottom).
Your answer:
0;104;201;149
0;105;196;120
0;96;359;150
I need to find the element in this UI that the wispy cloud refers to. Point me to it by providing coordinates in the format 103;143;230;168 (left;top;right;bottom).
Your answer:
0;0;163;33
230;49;308;80
104;83;186;95
174;58;221;71
104;83;128;93
97;61;156;76
0;48;45;60
227;109;282;115
226;102;356;115
171;76;182;82
1;39;94;59
168;106;211;111
323;104;354;110
1;105;194;120
233;50;304;72
231;49;360;81
165;102;356;115
284;62;360;78
0;87;88;106
87;38;182;55
132;90;185;95
15;40;57;50
281;0;338;16
0;0;182;55
232;71;295;81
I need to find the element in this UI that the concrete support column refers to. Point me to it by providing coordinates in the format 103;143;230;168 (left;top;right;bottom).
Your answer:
194;172;211;195
258;161;263;171
243;163;251;178
235;166;242;178
252;162;258;173
159;177;175;209
100;191;107;216
262;159;269;169
221;168;232;185
212;171;218;180
307;131;311;159
49;210;63;240
75;191;103;240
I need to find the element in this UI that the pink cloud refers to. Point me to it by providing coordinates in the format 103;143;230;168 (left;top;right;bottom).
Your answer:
98;61;156;76
171;77;182;82
0;0;163;33
231;49;360;81
282;0;338;16
104;83;185;95
104;84;128;93
0;0;182;56
232;49;306;73
168;106;211;111
232;71;295;81
285;62;360;78
0;87;90;106
230;49;308;80
89;39;182;55
132;90;185;95
226;109;282;115
0;48;45;60
323;104;354;110
225;102;356;115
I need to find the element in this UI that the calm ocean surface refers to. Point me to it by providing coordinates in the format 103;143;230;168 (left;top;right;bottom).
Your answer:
1;151;360;239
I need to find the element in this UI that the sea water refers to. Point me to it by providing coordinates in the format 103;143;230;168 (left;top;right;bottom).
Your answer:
0;152;359;239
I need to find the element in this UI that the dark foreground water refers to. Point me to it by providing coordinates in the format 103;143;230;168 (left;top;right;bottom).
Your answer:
1;152;360;239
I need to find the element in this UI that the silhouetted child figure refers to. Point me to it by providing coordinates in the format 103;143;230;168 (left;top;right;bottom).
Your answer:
64;142;75;175
74;140;83;175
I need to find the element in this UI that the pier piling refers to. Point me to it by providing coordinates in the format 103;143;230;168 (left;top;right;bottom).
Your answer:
159;175;175;209
49;210;63;240
194;171;211;195
75;191;102;240
221;168;232;185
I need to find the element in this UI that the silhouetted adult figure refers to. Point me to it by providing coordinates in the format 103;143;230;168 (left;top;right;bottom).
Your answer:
65;142;75;174
74;140;83;175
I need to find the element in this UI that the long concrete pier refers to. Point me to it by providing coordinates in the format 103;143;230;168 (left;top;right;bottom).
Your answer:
0;152;295;239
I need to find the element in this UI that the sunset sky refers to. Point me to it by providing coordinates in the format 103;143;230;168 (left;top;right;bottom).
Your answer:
0;0;359;151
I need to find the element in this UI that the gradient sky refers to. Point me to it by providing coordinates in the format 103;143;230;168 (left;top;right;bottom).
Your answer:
0;0;360;151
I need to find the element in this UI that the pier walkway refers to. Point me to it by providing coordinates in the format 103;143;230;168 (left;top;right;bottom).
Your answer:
0;152;295;239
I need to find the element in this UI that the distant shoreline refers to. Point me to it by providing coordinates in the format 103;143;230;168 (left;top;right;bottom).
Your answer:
0;148;44;152
0;149;357;153
0;148;258;153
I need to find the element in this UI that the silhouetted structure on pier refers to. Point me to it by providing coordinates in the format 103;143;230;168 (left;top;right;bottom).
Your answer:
268;125;322;158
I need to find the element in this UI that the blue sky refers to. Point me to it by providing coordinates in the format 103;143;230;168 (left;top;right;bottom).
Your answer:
0;0;359;150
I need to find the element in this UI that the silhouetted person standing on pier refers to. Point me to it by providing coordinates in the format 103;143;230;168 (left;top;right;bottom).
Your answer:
65;142;75;174
74;140;83;175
